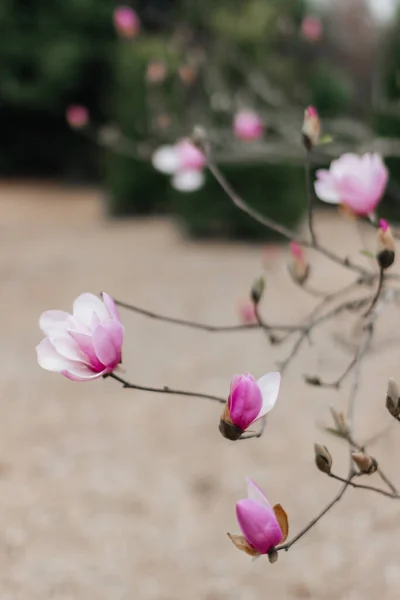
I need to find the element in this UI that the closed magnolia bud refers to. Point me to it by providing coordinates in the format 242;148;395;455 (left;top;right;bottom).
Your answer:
268;549;279;564
377;219;395;270
251;276;265;305
352;452;378;475
314;443;332;474
302;106;320;150
386;377;400;418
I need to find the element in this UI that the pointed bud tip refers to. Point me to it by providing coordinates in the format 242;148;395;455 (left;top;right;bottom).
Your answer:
386;377;400;418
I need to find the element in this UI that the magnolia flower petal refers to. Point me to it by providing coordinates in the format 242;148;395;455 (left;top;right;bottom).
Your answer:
62;364;105;382
236;499;282;555
73;293;109;326
227;533;260;557
228;374;263;431
50;334;88;363
172;170;204;192
314;171;341;204
253;372;281;422
39;310;71;336
246;477;272;510
152;145;180;174
68;331;105;371
102;292;121;322
100;321;124;355
92;324;120;368
36;338;80;373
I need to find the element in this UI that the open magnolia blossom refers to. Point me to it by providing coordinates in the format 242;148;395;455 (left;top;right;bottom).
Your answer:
233;110;264;142
36;293;124;381
151;139;206;192
228;478;288;558
314;152;388;216
219;372;281;440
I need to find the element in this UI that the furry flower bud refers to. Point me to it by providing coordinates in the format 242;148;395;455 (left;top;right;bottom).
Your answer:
352;452;378;475
314;443;332;474
251;277;265;305
386;377;400;418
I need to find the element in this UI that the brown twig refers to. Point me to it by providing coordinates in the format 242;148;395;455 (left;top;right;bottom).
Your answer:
205;154;370;276
106;372;225;404
363;267;384;317
329;473;399;499
305;356;357;389
305;150;317;244
113;298;302;333
275;476;353;552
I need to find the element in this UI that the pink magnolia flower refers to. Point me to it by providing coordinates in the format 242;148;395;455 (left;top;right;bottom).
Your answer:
113;6;140;38
219;372;280;440
233;110;264;142
302;106;320;149
301;16;323;42
238;300;257;325
151;139;206;192
66;105;89;129
228;478;288;558
314;153;388;216
36;293;124;382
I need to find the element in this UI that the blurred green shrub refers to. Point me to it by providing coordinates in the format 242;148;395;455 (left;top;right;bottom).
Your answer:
103;36;182;215
0;0;116;177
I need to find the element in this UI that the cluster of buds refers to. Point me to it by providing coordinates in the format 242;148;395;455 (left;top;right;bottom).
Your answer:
302;105;320;151
377;219;395;270
288;242;309;286
386;377;400;419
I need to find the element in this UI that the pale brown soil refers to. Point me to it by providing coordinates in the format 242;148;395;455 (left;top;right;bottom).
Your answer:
1;181;400;600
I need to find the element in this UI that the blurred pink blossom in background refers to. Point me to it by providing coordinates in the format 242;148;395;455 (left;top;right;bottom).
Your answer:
151;139;206;192
37;293;124;382
113;6;140;38
233;110;264;142
66;105;89;129
238;300;257;324
146;60;167;84
314;153;388;216
301;15;323;42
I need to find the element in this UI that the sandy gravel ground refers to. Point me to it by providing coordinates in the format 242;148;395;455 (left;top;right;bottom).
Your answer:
1;181;400;600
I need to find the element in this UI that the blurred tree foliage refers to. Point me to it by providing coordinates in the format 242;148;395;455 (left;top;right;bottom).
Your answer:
0;0;116;177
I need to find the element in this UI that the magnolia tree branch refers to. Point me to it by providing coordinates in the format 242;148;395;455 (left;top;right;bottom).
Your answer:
106;372;225;404
113;298;302;333
203;152;370;277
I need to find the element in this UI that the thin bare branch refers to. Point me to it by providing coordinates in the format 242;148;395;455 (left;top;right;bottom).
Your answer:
106;372;225;404
113;298;302;333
